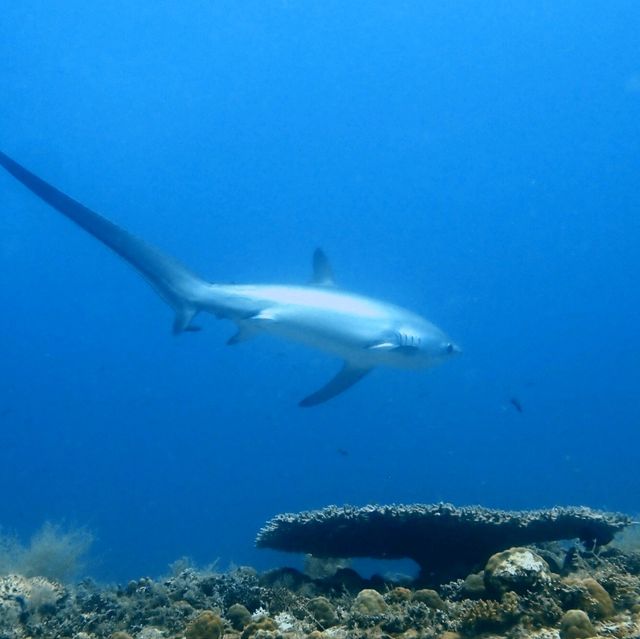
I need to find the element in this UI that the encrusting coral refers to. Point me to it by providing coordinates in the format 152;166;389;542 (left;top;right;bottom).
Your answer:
184;610;223;639
559;609;597;639
305;595;338;628
226;602;251;630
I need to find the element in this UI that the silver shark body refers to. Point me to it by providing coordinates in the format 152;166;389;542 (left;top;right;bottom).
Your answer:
0;151;459;406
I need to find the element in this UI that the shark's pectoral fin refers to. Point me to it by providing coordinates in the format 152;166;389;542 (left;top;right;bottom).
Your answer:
367;341;396;351
252;308;278;321
299;362;372;407
368;339;421;356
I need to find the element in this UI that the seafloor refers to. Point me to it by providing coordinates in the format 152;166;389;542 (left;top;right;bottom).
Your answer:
1;540;639;639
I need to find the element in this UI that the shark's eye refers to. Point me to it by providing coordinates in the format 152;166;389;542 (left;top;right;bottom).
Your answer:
446;343;454;354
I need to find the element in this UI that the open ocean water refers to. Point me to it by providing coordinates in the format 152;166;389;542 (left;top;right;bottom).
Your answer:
0;1;638;586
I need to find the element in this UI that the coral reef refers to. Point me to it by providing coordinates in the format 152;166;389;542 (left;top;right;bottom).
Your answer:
0;535;639;639
256;503;630;582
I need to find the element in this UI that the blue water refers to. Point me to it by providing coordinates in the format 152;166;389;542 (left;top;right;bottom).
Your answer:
0;2;638;583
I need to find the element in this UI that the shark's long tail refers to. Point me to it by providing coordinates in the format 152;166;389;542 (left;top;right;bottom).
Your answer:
0;151;208;333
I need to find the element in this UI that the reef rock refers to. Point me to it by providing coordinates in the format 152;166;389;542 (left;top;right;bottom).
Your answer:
484;547;551;594
0;573;65;633
256;503;630;582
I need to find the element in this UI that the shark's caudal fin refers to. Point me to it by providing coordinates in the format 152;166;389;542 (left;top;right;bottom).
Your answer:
0;151;207;333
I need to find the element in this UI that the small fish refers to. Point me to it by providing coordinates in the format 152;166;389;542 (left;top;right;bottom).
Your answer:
336;448;349;457
509;396;523;413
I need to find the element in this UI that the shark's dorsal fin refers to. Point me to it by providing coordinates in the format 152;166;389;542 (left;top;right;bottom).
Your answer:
311;248;335;286
299;362;371;407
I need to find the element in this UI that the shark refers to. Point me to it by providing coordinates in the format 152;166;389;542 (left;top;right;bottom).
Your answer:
0;151;460;406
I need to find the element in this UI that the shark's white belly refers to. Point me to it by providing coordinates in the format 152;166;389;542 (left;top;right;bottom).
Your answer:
206;283;438;368
257;305;386;364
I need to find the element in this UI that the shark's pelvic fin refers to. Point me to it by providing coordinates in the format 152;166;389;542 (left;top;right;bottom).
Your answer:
299;362;371;407
0;151;208;333
311;248;335;286
226;322;257;345
173;307;201;334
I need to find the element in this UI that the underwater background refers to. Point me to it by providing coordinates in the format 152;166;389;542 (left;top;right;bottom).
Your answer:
0;1;638;584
